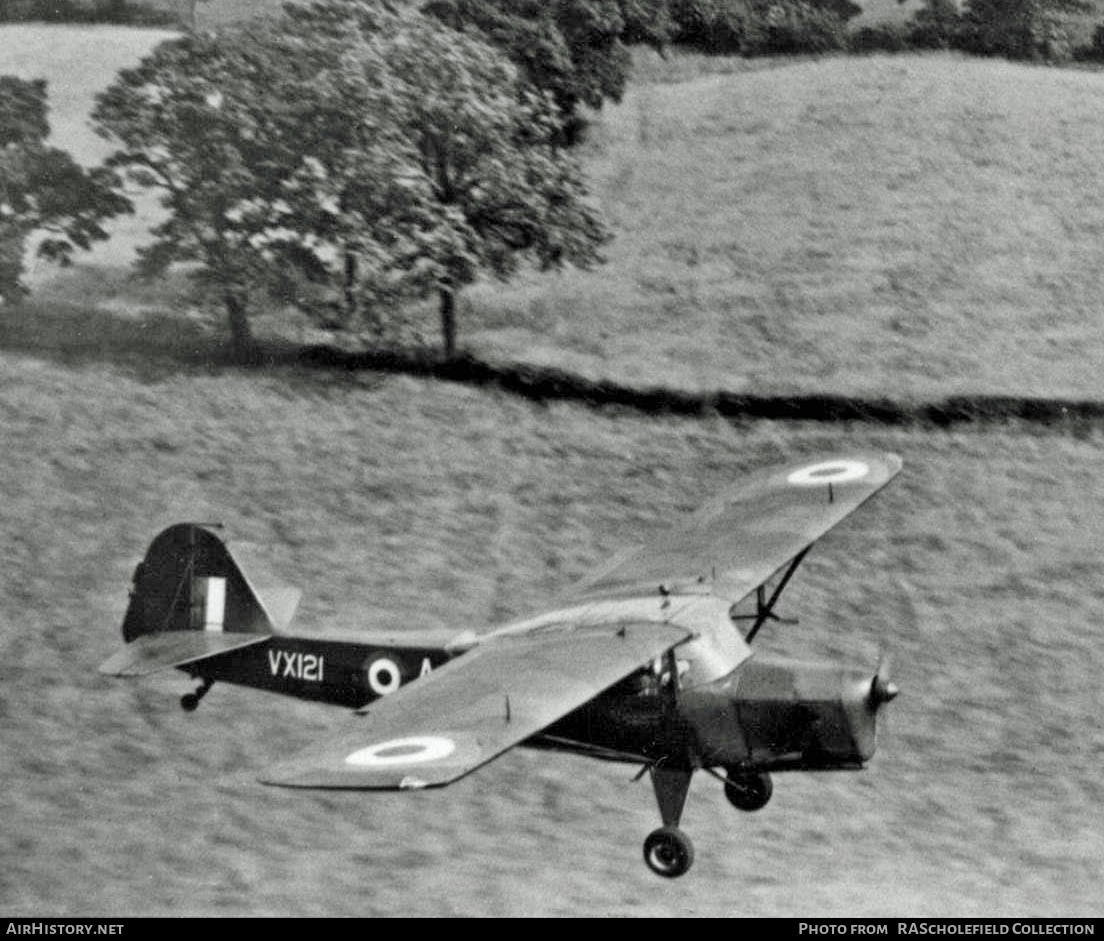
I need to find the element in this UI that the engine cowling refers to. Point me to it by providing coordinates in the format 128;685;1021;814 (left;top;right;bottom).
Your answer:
685;654;898;771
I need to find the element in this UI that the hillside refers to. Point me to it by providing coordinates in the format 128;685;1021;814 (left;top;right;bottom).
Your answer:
2;25;1103;918
1;353;1102;917
8;35;1104;400
466;53;1104;399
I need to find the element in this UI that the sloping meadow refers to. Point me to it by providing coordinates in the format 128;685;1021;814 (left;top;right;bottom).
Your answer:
467;53;1104;400
1;354;1101;916
2;25;1102;918
11;38;1104;404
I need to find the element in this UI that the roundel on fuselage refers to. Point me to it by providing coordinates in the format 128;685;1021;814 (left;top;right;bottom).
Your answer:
365;655;403;696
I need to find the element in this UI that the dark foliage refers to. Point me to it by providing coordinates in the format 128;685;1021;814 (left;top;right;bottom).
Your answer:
958;0;1093;61
664;0;1092;61
92;0;607;360
667;0;747;52
849;23;911;53
905;0;963;49
742;0;853;55
421;0;676;143
0;76;50;146
668;0;858;55
0;0;177;25
1072;21;1104;58
0;76;131;303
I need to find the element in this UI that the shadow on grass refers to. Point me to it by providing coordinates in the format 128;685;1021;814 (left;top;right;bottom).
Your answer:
5;264;242;379
294;343;1104;432
7;263;1104;432
1;296;239;373
3;264;418;387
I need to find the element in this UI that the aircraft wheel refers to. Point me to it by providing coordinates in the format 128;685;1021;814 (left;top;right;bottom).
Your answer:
180;692;200;712
643;826;694;878
724;771;772;812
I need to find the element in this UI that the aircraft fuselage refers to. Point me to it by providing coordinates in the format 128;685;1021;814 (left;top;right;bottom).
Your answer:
181;636;450;708
182;627;881;775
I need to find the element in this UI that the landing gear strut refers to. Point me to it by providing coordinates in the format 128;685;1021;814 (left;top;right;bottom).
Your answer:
180;677;213;712
723;770;773;812
643;762;695;878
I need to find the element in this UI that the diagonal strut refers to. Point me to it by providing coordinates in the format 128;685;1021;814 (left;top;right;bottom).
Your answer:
732;546;810;643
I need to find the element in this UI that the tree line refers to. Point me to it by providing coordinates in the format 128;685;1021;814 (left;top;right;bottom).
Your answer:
5;0;668;360
2;0;1099;362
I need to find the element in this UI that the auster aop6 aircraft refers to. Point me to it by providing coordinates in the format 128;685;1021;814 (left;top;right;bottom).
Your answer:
101;453;901;878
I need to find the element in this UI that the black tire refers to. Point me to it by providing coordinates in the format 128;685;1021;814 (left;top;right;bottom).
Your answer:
724;771;773;811
643;826;694;878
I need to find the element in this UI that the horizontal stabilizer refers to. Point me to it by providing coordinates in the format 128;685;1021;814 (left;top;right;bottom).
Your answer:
99;630;271;677
254;586;301;633
228;542;302;633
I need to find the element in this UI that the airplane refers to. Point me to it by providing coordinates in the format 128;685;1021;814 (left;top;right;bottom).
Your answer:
100;452;902;878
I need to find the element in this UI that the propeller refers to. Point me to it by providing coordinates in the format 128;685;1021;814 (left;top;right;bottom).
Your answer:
868;652;899;709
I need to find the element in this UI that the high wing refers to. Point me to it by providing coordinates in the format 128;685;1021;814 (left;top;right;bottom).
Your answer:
571;452;902;605
260;621;689;790
260;452;898;792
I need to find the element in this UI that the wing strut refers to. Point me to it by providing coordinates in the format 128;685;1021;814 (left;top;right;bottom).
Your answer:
732;547;810;643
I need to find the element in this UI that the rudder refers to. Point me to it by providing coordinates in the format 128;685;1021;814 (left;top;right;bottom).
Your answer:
101;523;300;677
122;523;297;641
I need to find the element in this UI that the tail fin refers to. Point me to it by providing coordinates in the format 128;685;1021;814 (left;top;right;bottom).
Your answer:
100;523;301;677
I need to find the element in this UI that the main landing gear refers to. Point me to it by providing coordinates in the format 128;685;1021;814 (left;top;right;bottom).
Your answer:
641;767;775;876
643;764;695;878
180;677;213;712
723;770;773;812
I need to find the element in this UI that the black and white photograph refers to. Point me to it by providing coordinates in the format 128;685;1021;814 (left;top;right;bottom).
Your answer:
1;0;1102;919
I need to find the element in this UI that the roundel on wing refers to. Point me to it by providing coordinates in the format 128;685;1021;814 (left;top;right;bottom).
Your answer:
344;736;457;767
787;459;870;487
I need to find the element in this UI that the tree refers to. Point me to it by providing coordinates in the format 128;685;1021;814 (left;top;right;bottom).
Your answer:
0;76;130;304
422;0;676;142
741;0;857;54
906;0;962;50
961;0;1092;60
92;31;300;360
91;0;608;360
363;4;610;355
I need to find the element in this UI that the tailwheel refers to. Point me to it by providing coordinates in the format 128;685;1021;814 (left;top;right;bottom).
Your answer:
724;770;773;812
180;678;213;712
643;826;694;878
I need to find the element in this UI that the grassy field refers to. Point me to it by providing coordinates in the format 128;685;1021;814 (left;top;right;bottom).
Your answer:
2;24;1103;918
1;351;1102;917
10;30;1104;399
466;52;1104;399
